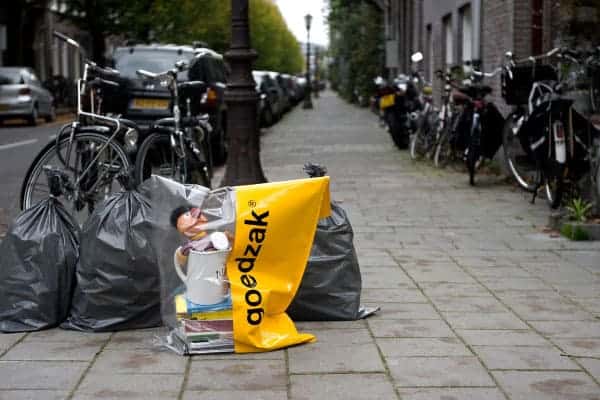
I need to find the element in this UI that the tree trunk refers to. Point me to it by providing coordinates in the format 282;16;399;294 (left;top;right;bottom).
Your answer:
221;0;266;186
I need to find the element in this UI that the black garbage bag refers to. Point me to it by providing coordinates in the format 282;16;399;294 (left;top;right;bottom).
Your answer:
287;164;378;321
62;176;161;331
0;170;79;332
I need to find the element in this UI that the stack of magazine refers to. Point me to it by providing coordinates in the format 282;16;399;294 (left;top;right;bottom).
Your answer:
174;294;234;354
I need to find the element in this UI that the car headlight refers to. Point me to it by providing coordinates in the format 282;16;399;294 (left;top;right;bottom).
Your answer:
124;128;139;152
397;83;408;92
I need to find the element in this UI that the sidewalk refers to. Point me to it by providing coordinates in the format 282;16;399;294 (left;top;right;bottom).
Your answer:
1;91;599;400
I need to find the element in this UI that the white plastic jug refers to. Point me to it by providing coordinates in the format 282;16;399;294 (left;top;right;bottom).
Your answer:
173;248;229;305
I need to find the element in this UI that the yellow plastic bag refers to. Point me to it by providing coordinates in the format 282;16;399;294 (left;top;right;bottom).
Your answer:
228;177;331;352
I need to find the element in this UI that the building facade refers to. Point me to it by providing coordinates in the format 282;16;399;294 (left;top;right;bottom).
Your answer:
377;0;600;111
0;1;88;84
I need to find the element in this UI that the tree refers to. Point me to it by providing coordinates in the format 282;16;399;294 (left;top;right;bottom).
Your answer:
58;0;303;72
328;0;384;104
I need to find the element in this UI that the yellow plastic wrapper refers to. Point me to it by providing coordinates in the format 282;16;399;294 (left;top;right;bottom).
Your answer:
229;177;331;352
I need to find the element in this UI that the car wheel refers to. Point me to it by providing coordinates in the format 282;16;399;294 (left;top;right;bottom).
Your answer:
28;106;39;126
45;105;56;123
263;106;274;127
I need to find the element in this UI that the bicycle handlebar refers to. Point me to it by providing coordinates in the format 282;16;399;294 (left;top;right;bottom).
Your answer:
87;62;120;78
472;67;502;78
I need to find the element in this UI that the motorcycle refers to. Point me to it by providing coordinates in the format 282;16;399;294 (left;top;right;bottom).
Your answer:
378;52;425;149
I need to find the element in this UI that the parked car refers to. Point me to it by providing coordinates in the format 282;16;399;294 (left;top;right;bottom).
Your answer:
253;70;286;126
0;67;55;125
268;72;292;112
280;74;303;105
111;44;229;164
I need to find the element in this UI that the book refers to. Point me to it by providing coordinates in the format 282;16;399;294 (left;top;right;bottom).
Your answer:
175;294;232;315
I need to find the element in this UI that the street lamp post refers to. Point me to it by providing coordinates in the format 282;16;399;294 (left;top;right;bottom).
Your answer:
302;13;313;110
221;0;266;185
313;46;319;99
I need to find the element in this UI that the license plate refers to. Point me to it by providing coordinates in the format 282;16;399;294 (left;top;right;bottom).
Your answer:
380;94;395;109
132;98;169;110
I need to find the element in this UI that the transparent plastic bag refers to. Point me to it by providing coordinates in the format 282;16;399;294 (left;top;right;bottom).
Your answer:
139;176;234;354
144;175;330;355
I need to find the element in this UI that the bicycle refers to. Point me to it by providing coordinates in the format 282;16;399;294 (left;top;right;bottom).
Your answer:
134;61;213;187
409;81;438;160
503;47;600;208
501;48;559;193
20;32;134;223
433;69;465;168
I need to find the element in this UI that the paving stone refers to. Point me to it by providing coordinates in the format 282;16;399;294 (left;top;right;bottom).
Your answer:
419;282;490;297
0;361;87;390
473;345;580;370
502;295;593;321
0;333;25;353
463;265;533;279
442;311;529;330
89;349;187;374
378;337;471;357
288;342;384;374
289;374;396;400
529;321;600;338
22;330;111;343
183;390;287;400
553;338;600;358
369;319;454;338
295;320;367;331
365;302;441;320
493;371;600;400
579;358;600;381
187;359;286;391
397;387;506;400
105;328;166;350
403;264;477;283
0;390;69;400
2;340;103;361
361;288;427;303
74;373;182;399
308;328;373;345
429;296;508;312
456;330;550;346
387;357;494;387
361;267;416;289
481;277;554;292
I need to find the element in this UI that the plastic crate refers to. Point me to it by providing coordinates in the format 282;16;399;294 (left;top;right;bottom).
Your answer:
501;64;557;105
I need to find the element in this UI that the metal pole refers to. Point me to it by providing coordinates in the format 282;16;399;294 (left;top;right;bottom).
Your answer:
221;0;266;185
303;25;313;109
313;47;320;98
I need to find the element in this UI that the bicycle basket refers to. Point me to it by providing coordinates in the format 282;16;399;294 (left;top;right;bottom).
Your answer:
502;64;557;105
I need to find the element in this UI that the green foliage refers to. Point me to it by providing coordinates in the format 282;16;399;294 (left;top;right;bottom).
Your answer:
58;0;303;72
249;0;303;73
565;198;592;222
560;223;590;241
328;0;384;104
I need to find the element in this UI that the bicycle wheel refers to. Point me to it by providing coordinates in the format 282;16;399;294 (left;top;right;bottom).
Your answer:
434;126;453;168
545;162;565;209
21;132;130;223
502;113;538;192
136;132;198;186
409;129;424;160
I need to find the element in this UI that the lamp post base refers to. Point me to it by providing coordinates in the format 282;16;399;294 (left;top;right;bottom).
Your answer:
303;89;314;109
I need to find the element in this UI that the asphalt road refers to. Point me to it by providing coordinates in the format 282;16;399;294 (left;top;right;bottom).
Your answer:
0;119;66;232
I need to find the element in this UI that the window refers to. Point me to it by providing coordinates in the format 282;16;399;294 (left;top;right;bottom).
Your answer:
426;24;433;81
385;0;396;40
531;0;543;55
460;5;472;63
443;15;453;66
0;24;6;66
